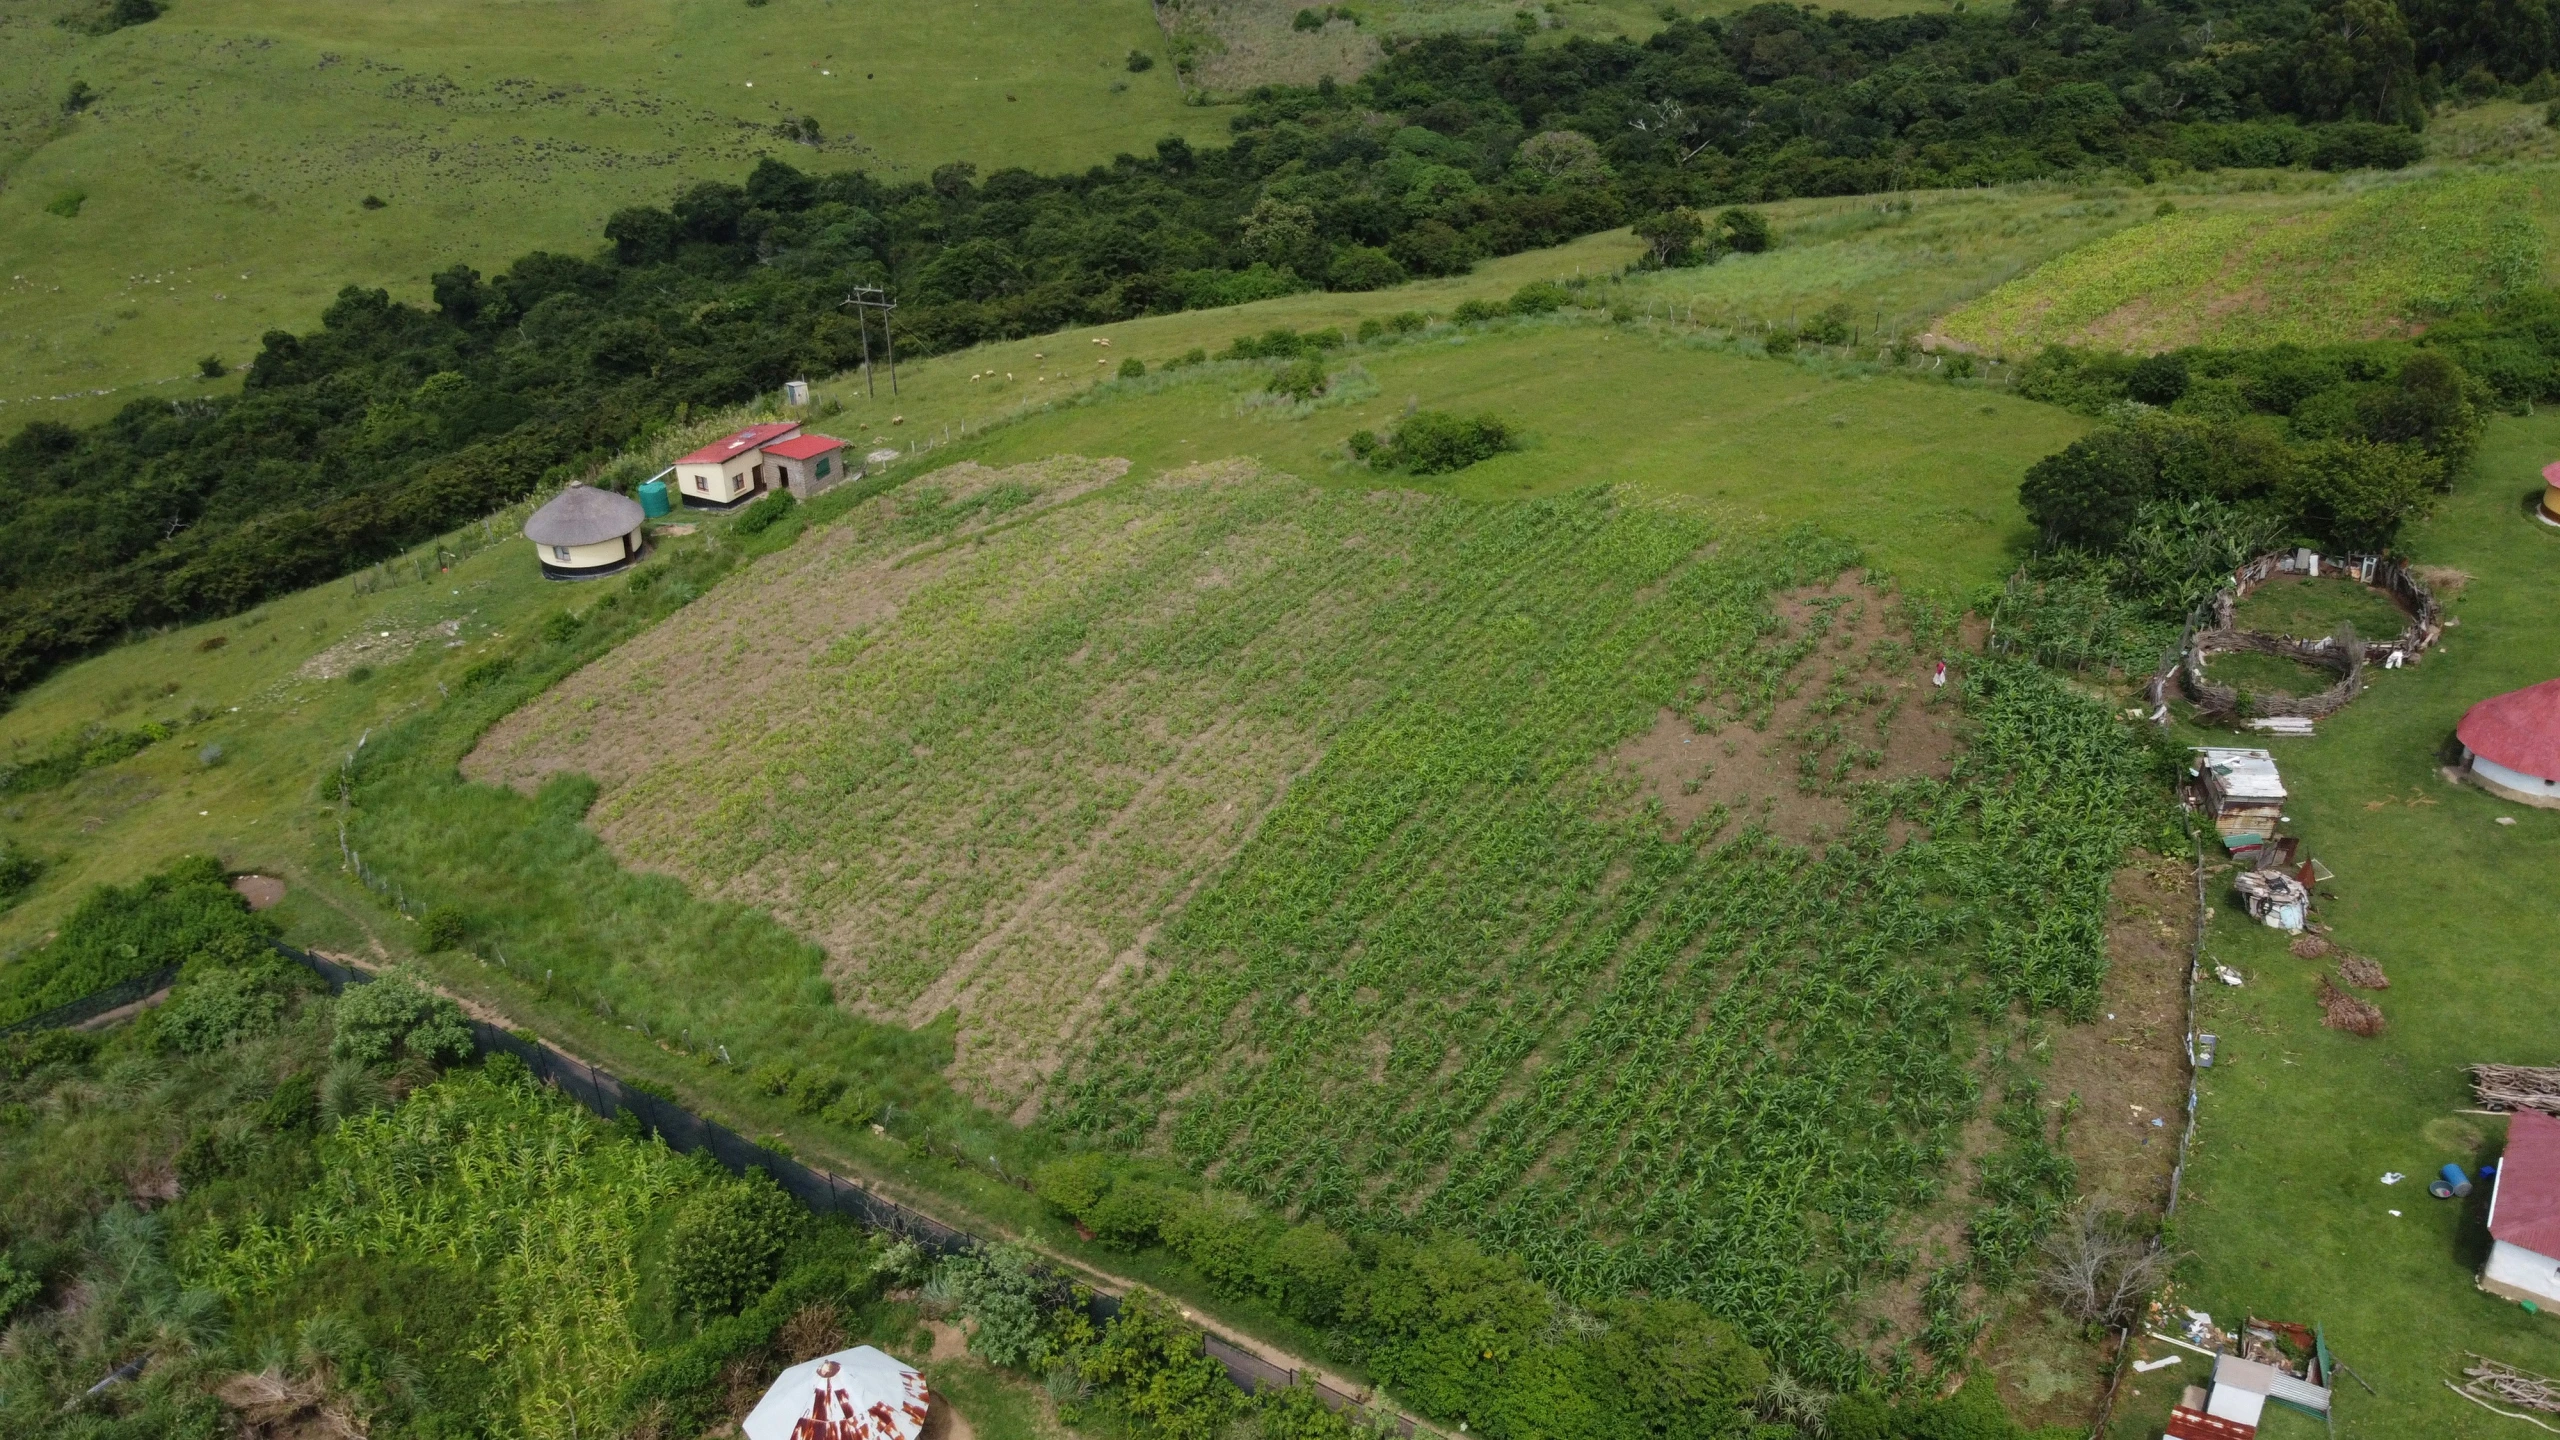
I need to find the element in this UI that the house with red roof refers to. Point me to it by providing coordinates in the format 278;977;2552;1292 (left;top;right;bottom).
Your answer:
2540;459;2560;527
761;433;854;502
2484;1108;2560;1307
672;421;804;510
2457;677;2560;809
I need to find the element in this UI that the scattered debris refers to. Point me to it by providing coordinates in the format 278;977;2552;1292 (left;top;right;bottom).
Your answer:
2319;977;2385;1036
2214;964;2247;986
2451;1355;2560;1431
2135;1355;2186;1373
2235;870;2310;931
2337;955;2389;990
2471;1065;2560;1117
2248;716;2317;736
2499;816;2519;826
2382;1173;2407;1185
2289;933;2332;960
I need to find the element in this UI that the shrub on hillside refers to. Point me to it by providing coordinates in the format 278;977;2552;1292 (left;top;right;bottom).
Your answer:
668;1170;805;1316
1079;1290;1242;1440
1719;206;1773;254
0;856;270;1027
1509;280;1571;314
732;488;799;536
1269;356;1330;401
1328;246;1407;292
933;1243;1060;1367
330;972;475;1066
0;840;38;909
154;959;300;1054
2309;121;2425;171
1356;410;1519;475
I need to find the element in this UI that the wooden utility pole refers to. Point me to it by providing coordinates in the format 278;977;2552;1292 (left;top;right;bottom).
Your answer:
842;286;899;398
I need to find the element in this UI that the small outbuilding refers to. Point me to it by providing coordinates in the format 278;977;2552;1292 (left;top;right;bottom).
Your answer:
524;482;647;580
2484;1108;2560;1308
2192;748;2287;848
742;1346;928;1440
760;433;852;501
673;420;804;510
2458;677;2560;808
2541;459;2560;528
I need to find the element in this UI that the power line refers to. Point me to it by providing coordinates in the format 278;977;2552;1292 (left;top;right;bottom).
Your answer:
841;286;899;398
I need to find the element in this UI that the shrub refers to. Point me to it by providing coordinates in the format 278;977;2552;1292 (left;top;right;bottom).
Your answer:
155;960;292;1053
0;840;39;908
44;189;85;219
936;1243;1059;1366
1080;1289;1241;1440
1126;48;1155;71
1119;356;1146;379
0;855;269;1026
1385;311;1428;334
330;972;475;1066
1328;246;1406;292
732;489;798;536
1363;410;1518;475
1035;1152;1116;1216
1086;1181;1176;1248
1719;206;1774;253
2125;351;2189;405
2309;121;2425;171
668;1171;804;1315
417;904;468;951
1633;208;1707;267
1509;280;1570;314
197;355;227;379
1269;356;1329;401
785;1068;844;1114
1797;303;1851;345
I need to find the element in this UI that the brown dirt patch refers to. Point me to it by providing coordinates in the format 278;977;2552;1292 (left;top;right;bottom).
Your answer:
921;1393;977;1440
295;618;461;681
2337;954;2388;989
2044;856;2193;1218
1604;572;1961;846
231;874;286;910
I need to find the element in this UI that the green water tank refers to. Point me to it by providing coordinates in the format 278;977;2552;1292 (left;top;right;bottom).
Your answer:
637;478;672;518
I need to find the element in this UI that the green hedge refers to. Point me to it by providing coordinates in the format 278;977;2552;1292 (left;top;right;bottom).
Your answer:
0;855;271;1026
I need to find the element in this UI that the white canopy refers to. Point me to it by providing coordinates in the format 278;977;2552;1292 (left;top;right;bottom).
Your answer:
742;1346;928;1440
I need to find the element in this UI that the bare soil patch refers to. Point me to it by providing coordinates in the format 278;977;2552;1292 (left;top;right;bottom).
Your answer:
2043;856;2192;1213
230;874;286;910
296;618;461;681
1604;572;1961;846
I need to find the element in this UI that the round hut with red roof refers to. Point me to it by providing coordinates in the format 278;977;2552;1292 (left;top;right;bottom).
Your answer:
2542;459;2560;527
2457;678;2560;808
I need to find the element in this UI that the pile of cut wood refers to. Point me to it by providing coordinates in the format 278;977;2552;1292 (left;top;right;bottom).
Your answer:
2471;1065;2560;1117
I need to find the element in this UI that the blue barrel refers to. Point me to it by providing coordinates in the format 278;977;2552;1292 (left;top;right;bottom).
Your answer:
2441;1162;2474;1197
637;478;672;518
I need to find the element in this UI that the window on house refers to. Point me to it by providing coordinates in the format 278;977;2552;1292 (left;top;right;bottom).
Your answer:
816;456;832;478
553;545;571;561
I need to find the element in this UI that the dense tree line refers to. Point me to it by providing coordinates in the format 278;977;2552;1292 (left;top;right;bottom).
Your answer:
0;0;2537;696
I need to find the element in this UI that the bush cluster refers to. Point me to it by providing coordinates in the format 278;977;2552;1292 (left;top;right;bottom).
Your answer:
1030;1158;1767;1440
1349;410;1520;475
0;855;272;1027
2014;321;2520;591
668;1169;807;1316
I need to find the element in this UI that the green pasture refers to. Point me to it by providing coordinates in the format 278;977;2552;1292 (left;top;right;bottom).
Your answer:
2109;409;2560;1438
2230;575;2414;640
1936;166;2554;358
0;0;1228;427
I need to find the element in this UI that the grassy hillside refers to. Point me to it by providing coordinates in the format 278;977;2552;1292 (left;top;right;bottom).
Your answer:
2105;414;2560;1437
0;0;1230;427
1933;167;2552;357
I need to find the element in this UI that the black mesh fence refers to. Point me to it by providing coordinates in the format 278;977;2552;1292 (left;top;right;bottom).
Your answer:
20;939;1432;1436
0;965;181;1038
270;941;983;1258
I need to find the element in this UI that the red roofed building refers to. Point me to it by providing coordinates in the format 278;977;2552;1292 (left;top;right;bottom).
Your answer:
2540;459;2560;527
760;433;853;501
2484;1108;2560;1306
2457;678;2560;809
673;421;804;509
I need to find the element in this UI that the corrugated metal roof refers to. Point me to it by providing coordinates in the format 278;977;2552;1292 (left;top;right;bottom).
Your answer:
675;421;802;466
2492;1108;2560;1259
2196;747;2286;801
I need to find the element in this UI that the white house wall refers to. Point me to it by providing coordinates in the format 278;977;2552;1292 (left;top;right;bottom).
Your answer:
2472;752;2560;807
2484;1239;2560;1305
